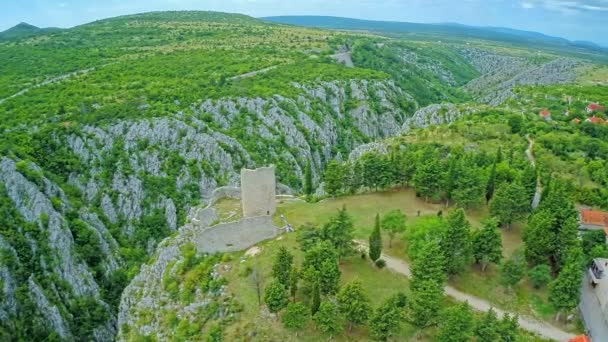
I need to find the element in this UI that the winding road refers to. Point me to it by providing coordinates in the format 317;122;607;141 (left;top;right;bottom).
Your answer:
356;241;575;341
526;134;543;209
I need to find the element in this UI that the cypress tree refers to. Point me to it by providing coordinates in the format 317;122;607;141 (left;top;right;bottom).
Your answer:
304;160;313;196
311;280;321;315
369;214;382;262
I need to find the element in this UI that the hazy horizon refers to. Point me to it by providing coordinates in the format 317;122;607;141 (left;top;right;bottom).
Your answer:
2;0;608;46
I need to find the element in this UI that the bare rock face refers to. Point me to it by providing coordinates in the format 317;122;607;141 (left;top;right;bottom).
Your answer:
402;103;475;132
0;78;415;340
117;201;278;340
0;157;116;341
460;47;585;105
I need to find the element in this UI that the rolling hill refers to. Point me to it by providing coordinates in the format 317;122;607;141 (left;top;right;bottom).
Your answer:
0;10;606;342
263;15;608;59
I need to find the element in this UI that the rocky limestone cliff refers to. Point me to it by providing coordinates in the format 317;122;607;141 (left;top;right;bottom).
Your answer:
117;200;277;340
0;78;415;340
348;103;475;162
459;47;584;105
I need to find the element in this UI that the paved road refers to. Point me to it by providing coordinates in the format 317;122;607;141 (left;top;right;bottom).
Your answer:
356;241;576;341
580;275;608;341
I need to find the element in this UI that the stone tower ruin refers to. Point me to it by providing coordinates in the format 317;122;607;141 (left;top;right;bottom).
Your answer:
241;166;276;217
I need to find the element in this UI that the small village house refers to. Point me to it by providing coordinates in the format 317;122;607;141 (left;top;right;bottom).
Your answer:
579;208;608;231
587;103;606;114
539;109;552;121
586;116;607;124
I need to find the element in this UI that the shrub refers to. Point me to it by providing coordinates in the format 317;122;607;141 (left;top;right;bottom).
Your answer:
529;264;552;289
375;259;386;269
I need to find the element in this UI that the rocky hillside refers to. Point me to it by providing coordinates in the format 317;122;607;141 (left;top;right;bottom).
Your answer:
460;47;584;105
0;78;413;340
0;10;601;341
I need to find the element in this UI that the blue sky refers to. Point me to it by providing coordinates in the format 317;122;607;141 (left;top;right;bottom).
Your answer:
2;0;608;45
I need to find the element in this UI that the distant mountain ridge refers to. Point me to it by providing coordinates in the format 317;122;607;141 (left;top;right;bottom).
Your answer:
262;15;608;53
0;22;61;40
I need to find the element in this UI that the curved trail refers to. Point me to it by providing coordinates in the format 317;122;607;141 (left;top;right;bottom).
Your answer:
0;65;108;105
356;241;575;341
526;134;542;209
229;65;279;81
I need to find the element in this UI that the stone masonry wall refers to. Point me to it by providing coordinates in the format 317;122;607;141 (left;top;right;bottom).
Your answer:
192;216;278;254
241;166;276;217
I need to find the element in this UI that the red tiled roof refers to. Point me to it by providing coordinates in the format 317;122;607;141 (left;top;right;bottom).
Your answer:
540;109;551;117
573;118;582;123
581;209;608;227
588;103;606;111
569;335;591;342
587;116;606;124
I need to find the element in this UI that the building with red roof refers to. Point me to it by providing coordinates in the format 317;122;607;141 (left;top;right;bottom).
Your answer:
569;335;591;342
587;103;606;113
539;109;552;121
573;118;582;124
586;116;606;124
580;208;608;230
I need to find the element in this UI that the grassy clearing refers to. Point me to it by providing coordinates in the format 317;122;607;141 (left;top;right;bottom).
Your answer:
577;65;608;85
213;198;243;222
221;232;428;341
219;213;550;341
274;188;581;333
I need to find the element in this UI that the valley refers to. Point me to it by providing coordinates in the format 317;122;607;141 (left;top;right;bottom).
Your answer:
0;10;606;342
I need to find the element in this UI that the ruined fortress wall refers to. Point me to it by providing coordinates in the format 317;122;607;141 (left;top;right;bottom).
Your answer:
241;166;276;217
192;216;278;254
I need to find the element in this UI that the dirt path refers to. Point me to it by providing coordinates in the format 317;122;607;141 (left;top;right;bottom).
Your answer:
229;65;279;81
356;241;575;341
0;67;98;105
526;135;542;209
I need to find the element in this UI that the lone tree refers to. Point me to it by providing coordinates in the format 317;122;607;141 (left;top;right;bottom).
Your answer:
475;308;500;341
381;209;406;248
250;265;264;307
310;280;321;315
369;293;408;341
442;209;472;276
500;253;526;290
324;160;345;197
437;302;474;342
264;280;289;317
472;219;503;271
490;182;529;229
272;246;294;288
314;300;344;337
529;264;552;289
321;206;355;257
410;238;446;327
282;302;310;336
500;313;520;342
369;214;382;262
304;160;313;196
337;281;371;332
289;267;299;301
302;242;340;295
319;259;341;295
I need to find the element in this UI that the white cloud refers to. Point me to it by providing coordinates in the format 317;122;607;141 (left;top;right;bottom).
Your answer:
521;2;535;8
522;0;608;13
